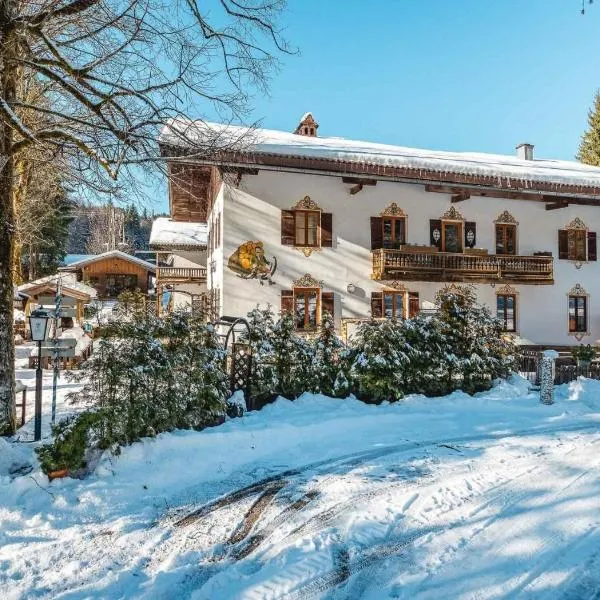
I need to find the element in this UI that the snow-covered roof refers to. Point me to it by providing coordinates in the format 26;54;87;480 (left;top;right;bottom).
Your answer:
149;217;208;249
14;285;28;301
160;119;600;196
59;250;156;272
18;275;97;299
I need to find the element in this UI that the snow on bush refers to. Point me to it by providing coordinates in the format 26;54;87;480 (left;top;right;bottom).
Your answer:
37;308;229;474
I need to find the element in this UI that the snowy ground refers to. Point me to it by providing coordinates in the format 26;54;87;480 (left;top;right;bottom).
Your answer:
3;377;600;599
13;341;84;441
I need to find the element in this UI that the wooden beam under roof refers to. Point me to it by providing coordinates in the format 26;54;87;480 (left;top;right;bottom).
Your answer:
341;176;377;185
545;201;569;211
424;184;600;207
342;176;377;195
451;190;470;203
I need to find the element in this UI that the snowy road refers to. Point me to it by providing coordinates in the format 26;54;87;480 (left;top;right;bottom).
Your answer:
3;378;600;599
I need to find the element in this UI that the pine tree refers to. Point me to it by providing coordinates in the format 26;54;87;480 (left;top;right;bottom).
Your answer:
270;313;314;400
312;312;346;397
346;319;410;402
244;306;278;402
577;91;600;166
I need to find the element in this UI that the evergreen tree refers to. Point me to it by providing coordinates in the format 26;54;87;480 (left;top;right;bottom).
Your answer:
345;319;410;402
312;312;346;397
21;194;73;280
270;312;314;400
244;306;278;402
577;91;600;166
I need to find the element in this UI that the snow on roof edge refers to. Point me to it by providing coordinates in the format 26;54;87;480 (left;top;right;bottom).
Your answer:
59;250;156;272
159;118;600;193
149;217;208;249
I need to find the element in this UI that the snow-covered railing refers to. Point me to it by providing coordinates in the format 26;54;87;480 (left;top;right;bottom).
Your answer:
156;266;207;281
372;249;554;284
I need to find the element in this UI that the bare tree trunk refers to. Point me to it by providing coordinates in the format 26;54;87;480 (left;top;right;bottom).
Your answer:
0;0;17;435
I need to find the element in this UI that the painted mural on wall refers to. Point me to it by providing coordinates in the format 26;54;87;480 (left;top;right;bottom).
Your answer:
228;241;277;284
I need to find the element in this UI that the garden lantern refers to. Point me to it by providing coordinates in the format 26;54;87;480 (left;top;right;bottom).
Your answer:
28;309;50;441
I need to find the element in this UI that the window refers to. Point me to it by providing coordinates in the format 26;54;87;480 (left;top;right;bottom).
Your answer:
430;215;475;252
281;203;333;251
382;217;406;249
496;294;516;332
282;286;334;330
372;291;419;319
295;210;320;247
295;287;320;330
569;230;587;261
495;224;517;255
558;226;597;262
569;295;587;333
383;291;404;318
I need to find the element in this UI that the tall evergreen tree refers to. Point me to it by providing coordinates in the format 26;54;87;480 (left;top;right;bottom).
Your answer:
577;91;600;166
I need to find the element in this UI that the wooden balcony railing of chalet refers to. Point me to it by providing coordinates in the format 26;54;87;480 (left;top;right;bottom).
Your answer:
372;248;554;284
156;266;207;282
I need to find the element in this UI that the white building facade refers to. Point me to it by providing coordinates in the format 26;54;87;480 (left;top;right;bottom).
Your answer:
159;115;600;347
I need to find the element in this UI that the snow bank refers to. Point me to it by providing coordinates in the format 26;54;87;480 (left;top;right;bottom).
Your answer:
0;439;34;480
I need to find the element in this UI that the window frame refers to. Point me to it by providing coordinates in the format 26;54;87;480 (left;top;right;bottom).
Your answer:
568;229;587;262
381;216;407;249
294;209;321;248
382;291;406;319
294;287;321;330
495;223;517;256
568;295;588;334
441;219;463;253
496;293;517;332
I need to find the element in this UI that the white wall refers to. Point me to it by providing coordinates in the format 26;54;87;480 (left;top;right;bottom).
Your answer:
217;169;600;346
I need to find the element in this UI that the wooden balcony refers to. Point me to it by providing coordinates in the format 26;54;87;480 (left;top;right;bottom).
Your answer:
156;266;207;283
372;249;554;284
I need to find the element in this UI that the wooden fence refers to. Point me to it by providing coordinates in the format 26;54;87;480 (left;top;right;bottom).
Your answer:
516;350;600;386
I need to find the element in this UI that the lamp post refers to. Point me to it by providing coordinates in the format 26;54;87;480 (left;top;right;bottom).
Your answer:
29;309;51;441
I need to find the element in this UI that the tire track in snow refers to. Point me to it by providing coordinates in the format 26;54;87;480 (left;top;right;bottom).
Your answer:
397;436;600;600
233;489;321;560
226;480;287;547
278;434;600;599
171;422;599;529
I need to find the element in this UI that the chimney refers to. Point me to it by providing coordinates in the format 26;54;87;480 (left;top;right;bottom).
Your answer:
516;143;534;161
294;112;318;137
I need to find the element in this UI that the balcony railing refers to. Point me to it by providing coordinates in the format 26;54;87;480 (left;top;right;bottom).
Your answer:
372;248;554;284
157;266;207;282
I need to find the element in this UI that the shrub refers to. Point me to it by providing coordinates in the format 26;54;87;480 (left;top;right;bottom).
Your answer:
312;312;347;397
344;319;410;402
38;310;229;474
270;312;314;399
36;411;106;473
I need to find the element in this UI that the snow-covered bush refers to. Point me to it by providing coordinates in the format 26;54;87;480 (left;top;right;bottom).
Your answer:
434;286;515;394
312;312;347;397
342;288;515;401
342;319;410;402
38;310;228;474
270;313;314;399
244;306;278;402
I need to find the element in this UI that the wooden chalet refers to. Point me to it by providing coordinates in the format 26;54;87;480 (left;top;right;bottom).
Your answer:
60;250;156;298
18;276;97;328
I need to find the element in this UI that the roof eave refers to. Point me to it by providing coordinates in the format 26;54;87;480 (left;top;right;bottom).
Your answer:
160;144;600;200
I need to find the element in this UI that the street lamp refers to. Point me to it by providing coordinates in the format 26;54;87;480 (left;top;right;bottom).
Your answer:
29;309;51;441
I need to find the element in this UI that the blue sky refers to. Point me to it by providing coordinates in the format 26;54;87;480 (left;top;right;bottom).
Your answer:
150;0;600;212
